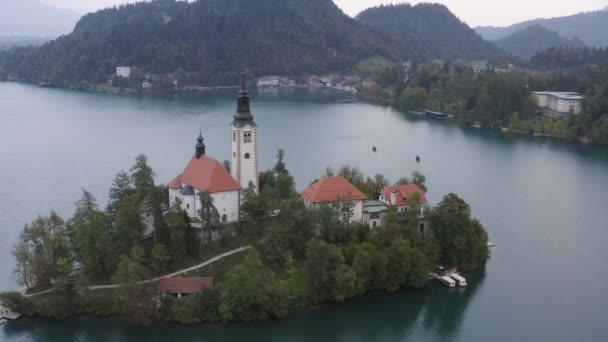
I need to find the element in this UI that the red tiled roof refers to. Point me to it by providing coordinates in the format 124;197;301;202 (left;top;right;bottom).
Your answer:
167;175;182;190
157;277;214;295
381;184;428;206
168;155;240;193
302;176;367;204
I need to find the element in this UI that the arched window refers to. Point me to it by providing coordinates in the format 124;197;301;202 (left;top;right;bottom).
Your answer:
222;214;228;223
245;153;250;159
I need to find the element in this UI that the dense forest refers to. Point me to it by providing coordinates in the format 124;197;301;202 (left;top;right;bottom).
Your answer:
361;60;608;143
530;47;608;70
356;3;505;62
0;0;509;87
0;0;403;86
495;25;586;60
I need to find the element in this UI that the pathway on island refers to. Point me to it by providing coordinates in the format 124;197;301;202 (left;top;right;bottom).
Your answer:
87;245;251;290
19;246;252;297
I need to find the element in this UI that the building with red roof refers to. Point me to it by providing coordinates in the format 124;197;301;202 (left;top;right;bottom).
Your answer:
168;133;241;223
301;176;367;223
379;184;430;237
157;277;214;298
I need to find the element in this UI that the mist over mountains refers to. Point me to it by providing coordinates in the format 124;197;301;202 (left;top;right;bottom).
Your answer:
0;0;79;36
476;9;608;48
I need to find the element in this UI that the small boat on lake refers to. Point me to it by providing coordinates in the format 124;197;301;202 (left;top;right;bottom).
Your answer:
425;110;449;119
450;273;467;287
408;108;426;116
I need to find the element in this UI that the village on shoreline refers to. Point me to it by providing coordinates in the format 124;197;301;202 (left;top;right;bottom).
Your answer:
0;72;490;326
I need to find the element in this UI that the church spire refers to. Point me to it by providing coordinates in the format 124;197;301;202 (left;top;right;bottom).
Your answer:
233;70;256;128
195;131;206;159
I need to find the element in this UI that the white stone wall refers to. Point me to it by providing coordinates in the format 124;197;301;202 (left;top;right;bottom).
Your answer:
231;124;259;193
534;93;548;107
169;187;239;223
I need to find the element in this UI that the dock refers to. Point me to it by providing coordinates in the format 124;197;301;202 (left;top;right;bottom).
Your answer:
0;305;22;320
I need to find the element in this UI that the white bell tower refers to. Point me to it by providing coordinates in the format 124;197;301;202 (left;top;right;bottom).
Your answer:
231;71;259;193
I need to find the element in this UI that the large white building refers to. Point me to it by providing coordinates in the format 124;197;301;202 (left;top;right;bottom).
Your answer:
533;91;583;116
168;72;259;223
116;66;131;78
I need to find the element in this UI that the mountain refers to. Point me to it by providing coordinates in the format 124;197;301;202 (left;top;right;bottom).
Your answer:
495;24;586;59
476;10;608;47
356;3;505;61
0;0;79;36
0;0;410;86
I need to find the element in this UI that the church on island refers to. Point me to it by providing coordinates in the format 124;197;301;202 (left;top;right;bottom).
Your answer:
168;72;258;224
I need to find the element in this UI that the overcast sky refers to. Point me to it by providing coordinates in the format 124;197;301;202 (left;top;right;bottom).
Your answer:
41;0;607;27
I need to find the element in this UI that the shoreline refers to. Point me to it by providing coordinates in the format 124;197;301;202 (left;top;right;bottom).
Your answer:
1;79;596;145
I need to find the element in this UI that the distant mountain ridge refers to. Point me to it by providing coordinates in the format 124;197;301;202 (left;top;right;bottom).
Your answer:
495;24;586;59
357;3;505;61
476;9;608;47
0;0;79;36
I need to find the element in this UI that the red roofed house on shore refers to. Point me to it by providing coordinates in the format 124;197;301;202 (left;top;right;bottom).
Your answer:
168;72;260;224
301;176;367;223
157;277;214;298
379;184;430;237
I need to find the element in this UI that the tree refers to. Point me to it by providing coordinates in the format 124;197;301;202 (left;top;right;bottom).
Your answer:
196;287;221;322
381;238;412;292
364;173;389;200
260;223;292;269
112;246;151;298
69;189;115;277
508;111;522;131
241;183;272;223
429;193;489;271
410;171;428;192
12;240;34;290
114;193;143;256
219;249;288;322
130;154;155;198
15;212;69;289
222;160;231;173
106;171;133;218
407;248;429;288
55;257;74;294
0;292;34;316
303;239;345;303
198;191;220;243
151;244;172;274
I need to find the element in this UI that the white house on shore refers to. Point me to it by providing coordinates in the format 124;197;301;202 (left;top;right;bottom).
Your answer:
532;91;583;116
301;176;367;223
116;66;131;78
168;72;259;223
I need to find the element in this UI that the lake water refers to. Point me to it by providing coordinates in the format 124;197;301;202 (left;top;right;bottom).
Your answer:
1;82;608;341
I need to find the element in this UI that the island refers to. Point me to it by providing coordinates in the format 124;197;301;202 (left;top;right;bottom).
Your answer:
0;73;489;325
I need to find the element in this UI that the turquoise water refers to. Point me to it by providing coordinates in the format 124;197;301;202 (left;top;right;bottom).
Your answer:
1;82;608;341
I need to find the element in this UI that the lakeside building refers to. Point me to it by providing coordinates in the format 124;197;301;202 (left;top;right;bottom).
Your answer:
532;91;583;117
157;277;214;298
168;72;259;223
301;176;367;224
363;200;389;228
379;184;430;237
116;66;131;78
257;76;280;88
